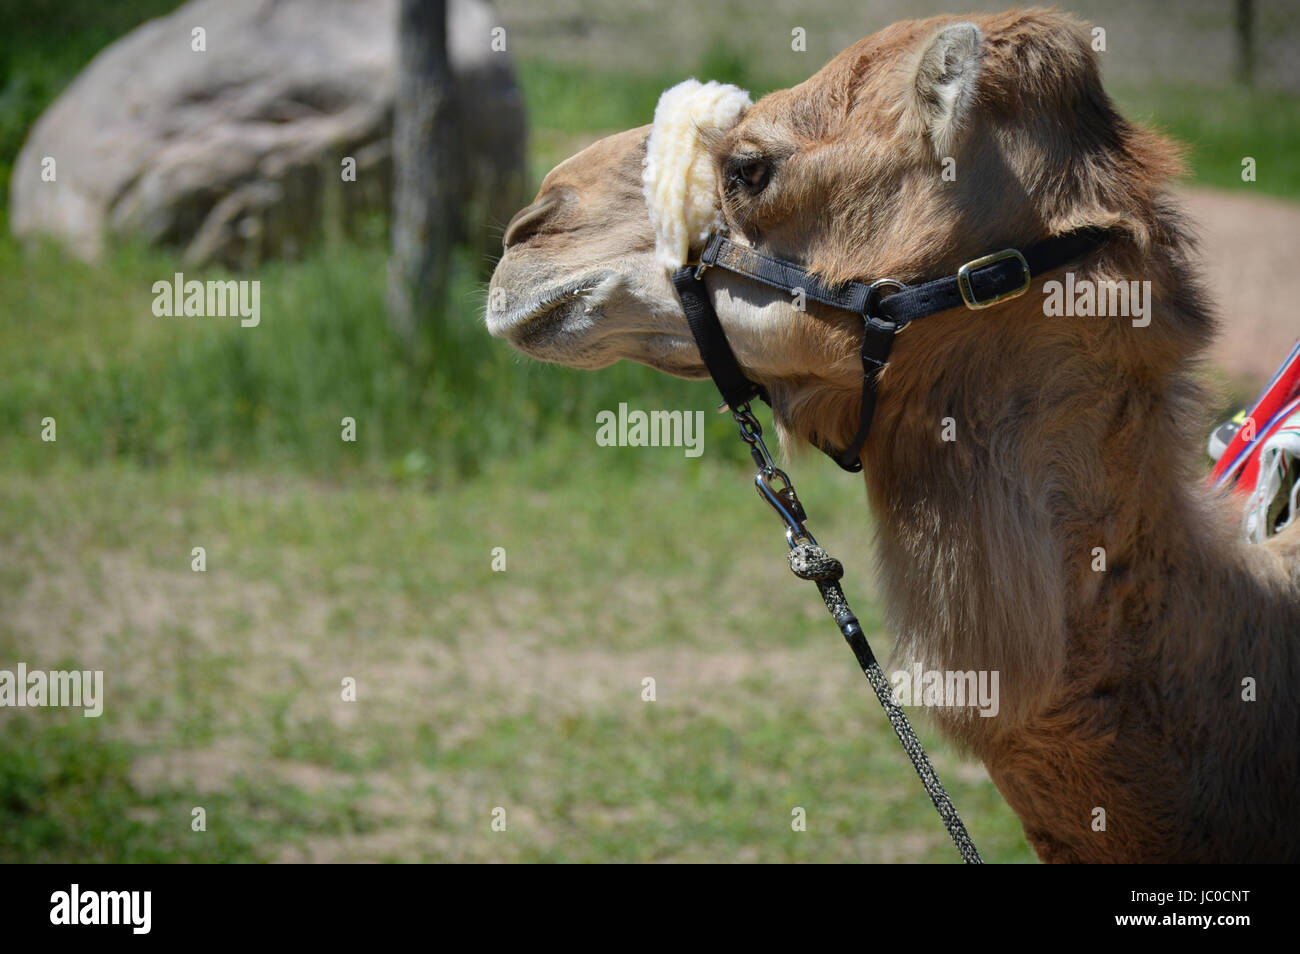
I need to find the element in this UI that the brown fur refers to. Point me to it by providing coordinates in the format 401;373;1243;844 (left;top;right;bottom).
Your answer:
487;8;1300;862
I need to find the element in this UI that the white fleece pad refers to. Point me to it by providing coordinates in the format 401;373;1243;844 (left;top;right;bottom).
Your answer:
643;79;752;268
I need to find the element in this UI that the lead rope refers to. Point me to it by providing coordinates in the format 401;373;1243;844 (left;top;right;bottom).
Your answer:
729;403;983;864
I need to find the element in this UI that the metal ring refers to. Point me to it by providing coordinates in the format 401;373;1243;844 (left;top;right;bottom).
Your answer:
864;277;905;316
863;278;907;333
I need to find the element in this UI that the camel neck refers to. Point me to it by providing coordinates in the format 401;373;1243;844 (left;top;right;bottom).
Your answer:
860;275;1224;734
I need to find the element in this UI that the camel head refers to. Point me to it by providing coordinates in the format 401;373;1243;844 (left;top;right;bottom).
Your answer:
487;9;1186;459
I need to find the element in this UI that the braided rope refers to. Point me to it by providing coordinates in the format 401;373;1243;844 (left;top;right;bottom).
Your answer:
789;543;984;864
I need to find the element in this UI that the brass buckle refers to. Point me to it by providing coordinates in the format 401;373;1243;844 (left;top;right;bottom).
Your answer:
957;249;1030;310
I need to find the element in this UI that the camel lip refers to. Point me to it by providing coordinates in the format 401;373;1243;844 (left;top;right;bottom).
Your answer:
486;272;616;339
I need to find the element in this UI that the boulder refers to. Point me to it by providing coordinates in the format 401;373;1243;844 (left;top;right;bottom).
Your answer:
8;0;526;268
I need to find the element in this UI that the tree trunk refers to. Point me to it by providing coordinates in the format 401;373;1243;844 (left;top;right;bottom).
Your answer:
1235;0;1255;87
387;0;456;344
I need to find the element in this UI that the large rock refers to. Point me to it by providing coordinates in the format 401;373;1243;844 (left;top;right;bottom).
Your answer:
8;0;526;267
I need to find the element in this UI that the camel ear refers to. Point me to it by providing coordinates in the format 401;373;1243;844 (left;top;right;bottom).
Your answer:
913;23;983;157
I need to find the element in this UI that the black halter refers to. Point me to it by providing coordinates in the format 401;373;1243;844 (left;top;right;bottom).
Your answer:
671;227;1111;472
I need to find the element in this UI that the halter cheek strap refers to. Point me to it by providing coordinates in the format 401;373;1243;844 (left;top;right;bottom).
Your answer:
672;227;1112;472
671;268;768;413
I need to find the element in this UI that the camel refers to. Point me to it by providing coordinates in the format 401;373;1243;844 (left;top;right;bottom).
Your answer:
485;8;1300;863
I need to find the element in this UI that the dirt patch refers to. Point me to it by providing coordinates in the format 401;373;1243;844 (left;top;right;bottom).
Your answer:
1179;186;1300;391
129;738;254;795
130;740;358;796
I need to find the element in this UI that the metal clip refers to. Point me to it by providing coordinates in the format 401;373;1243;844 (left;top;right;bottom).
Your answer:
729;403;817;546
756;467;816;548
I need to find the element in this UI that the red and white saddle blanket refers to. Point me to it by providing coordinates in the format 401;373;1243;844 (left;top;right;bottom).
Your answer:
1207;339;1300;542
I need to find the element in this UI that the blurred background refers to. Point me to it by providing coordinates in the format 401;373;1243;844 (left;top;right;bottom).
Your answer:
1;0;1296;863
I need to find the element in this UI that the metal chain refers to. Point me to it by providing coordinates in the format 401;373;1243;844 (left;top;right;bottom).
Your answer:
730;402;984;864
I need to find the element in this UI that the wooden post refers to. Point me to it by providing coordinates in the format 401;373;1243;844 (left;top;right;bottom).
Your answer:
387;0;455;344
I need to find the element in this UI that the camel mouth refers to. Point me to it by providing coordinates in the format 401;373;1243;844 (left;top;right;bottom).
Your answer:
486;272;617;341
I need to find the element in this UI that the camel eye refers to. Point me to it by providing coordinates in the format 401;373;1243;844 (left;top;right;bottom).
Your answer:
727;157;771;196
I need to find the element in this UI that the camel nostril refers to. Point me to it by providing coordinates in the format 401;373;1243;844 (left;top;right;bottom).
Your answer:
503;194;562;250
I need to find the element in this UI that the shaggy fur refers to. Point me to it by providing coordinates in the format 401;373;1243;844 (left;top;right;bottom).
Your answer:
644;79;753;267
487;8;1300;862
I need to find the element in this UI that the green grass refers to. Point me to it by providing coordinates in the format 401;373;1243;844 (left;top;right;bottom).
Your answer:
1113;82;1300;198
0;221;758;482
0;713;378;862
0;460;1034;863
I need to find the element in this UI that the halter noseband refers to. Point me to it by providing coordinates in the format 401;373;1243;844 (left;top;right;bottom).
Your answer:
671;227;1112;472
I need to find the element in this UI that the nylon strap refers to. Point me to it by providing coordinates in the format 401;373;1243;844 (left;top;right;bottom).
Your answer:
681;227;1111;471
672;268;769;412
697;227;1111;327
875;227;1111;324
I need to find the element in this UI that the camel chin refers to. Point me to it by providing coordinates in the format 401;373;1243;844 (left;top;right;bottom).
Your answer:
484;269;619;367
486;265;706;376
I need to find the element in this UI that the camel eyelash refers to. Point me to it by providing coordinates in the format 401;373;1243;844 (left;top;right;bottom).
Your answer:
724;154;774;197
